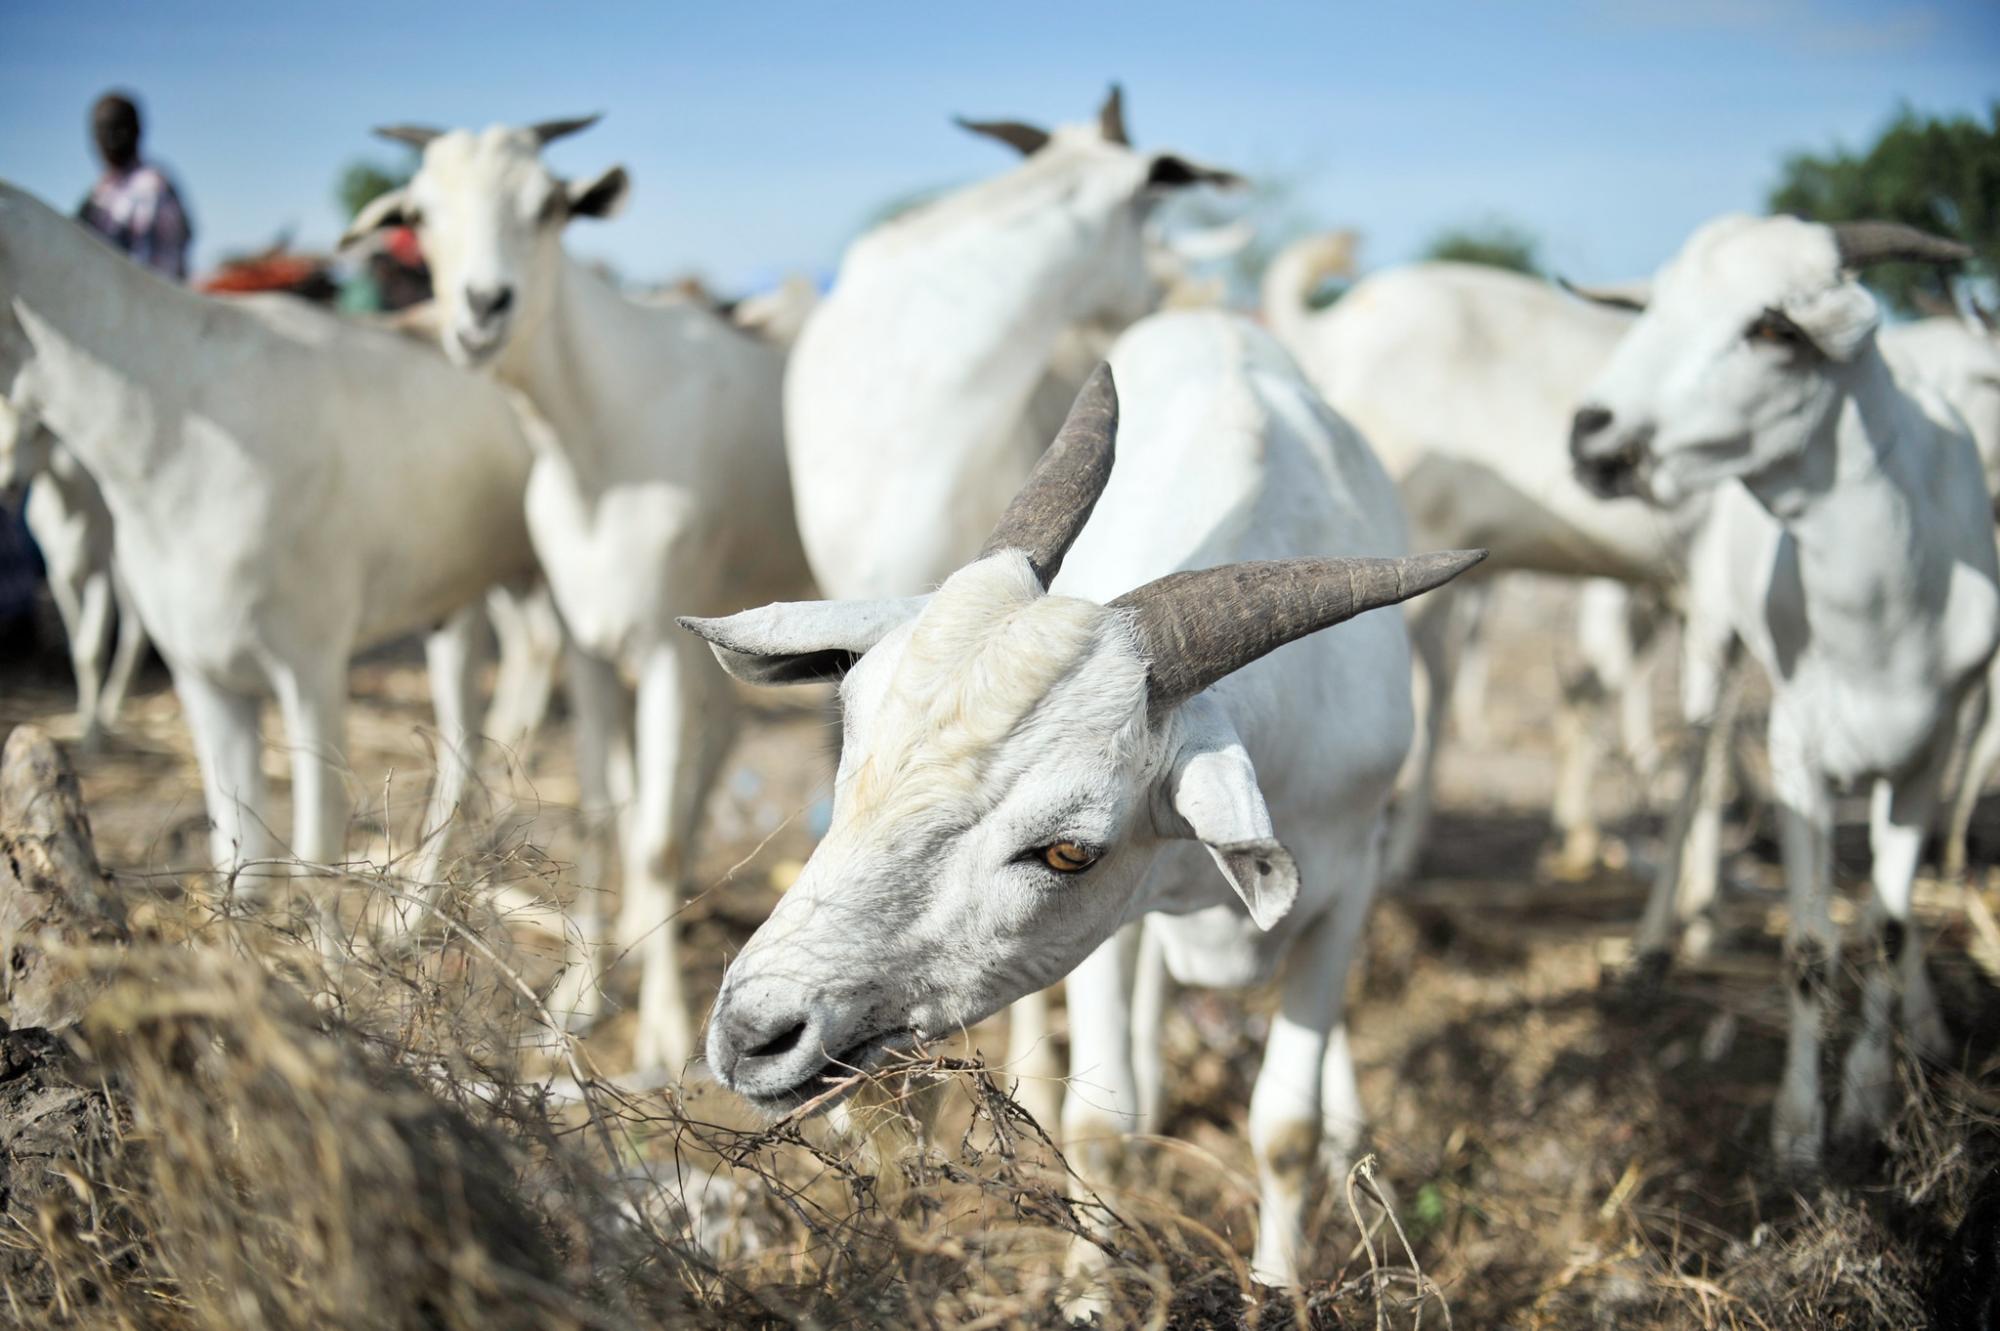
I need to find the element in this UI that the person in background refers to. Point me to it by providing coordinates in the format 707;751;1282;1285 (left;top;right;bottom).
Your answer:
77;91;193;281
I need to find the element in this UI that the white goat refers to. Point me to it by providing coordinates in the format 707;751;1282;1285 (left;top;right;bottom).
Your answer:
1267;253;1702;881
1570;215;1994;1168
1550;293;2000;965
346;117;810;1073
7;430;149;744
785;86;1239;600
0;179;537;892
781;86;1238;1120
684;315;1482;1285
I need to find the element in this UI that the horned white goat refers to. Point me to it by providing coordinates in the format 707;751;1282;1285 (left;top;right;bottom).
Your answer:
346;116;810;1073
0;179;537;893
785;86;1239;600
683;315;1482;1285
6;429;149;744
1570;215;1994;1168
1552;293;2000;966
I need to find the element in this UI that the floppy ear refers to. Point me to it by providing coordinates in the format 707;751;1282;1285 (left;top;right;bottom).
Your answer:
678;597;927;685
341;187;411;248
1781;278;1880;362
1161;699;1299;930
565;165;629;221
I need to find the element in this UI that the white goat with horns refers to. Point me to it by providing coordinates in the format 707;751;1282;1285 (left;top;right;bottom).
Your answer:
781;84;1240;1122
0;179;537;892
684;313;1483;1286
1570;215;1996;1169
1549;281;2000;972
345;115;810;1073
785;84;1241;600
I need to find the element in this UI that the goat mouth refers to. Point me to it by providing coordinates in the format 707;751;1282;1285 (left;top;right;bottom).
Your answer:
1574;447;1645;501
741;1028;916;1116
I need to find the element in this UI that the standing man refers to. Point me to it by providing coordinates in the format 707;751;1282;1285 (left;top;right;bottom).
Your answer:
77;91;193;280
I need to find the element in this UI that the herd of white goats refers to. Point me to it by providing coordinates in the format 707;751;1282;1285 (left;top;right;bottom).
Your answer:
4;90;1999;1283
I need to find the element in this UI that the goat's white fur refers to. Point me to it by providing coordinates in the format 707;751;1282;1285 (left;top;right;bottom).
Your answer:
785;107;1226;600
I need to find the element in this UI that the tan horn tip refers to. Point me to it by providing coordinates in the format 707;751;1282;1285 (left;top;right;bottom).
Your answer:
1408;548;1488;589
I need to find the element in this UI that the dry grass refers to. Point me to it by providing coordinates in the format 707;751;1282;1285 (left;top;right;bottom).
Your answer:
0;906;1436;1328
2;851;1989;1330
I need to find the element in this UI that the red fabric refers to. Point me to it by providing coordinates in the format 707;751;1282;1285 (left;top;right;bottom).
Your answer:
198;255;324;294
384;226;423;267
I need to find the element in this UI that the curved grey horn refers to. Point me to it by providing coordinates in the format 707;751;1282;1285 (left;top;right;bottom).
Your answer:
530;113;603;146
1114;549;1489;713
978;362;1118;587
1099;83;1130;145
374;124;443;150
1831;221;1972;269
954;117;1051;157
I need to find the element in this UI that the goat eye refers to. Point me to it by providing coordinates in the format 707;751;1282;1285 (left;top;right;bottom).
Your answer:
1038;842;1098;874
1746;312;1802;347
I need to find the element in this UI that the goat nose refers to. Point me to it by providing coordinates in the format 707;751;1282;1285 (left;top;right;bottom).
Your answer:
712;1001;811;1081
1569;405;1614;456
466;284;514;324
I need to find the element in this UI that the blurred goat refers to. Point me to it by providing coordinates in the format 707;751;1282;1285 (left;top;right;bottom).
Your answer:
1571;215;1993;1169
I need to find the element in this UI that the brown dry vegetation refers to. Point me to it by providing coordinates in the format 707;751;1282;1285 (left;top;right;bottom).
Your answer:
1;574;1995;1329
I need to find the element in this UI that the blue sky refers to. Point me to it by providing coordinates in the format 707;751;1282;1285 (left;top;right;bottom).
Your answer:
3;1;1996;292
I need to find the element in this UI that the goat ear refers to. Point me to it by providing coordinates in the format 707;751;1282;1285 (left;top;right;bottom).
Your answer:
678;597;927;686
340;188;411;248
1145;154;1244;191
1782;278;1880;361
1163;701;1300;930
565;166;629;221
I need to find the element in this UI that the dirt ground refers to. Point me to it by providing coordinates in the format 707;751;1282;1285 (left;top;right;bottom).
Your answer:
3;573;1997;1328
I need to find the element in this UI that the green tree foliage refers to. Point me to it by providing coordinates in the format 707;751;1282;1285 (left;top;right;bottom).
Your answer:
1422;220;1543;276
1769;104;1999;317
335;160;411;222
